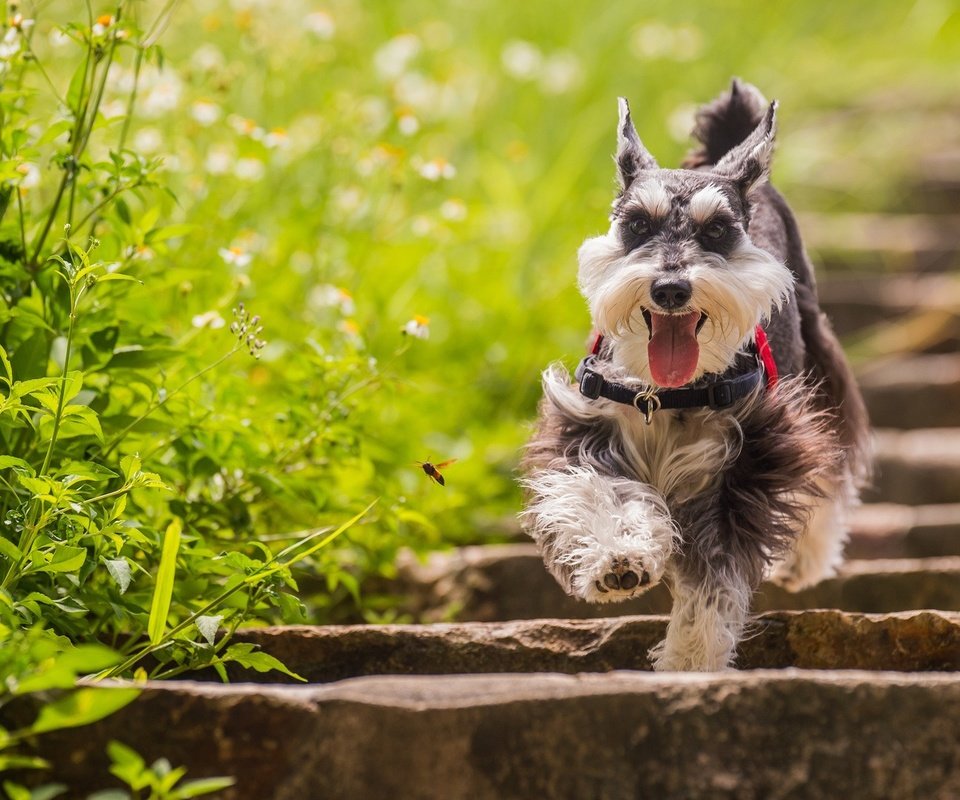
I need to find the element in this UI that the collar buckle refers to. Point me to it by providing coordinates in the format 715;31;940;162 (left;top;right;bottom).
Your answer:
579;367;603;400
706;381;734;409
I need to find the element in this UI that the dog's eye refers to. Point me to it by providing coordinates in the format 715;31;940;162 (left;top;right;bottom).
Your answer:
703;221;727;240
628;217;651;237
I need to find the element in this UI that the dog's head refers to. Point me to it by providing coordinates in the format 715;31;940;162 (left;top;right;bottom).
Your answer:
577;96;793;388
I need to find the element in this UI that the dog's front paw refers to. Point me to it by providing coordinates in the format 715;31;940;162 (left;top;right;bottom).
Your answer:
593;555;651;597
569;546;665;604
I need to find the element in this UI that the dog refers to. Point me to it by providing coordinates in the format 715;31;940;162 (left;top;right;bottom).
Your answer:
521;79;871;671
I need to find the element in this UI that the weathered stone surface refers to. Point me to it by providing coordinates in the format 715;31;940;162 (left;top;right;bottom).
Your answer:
216;610;960;682
870;428;960;504
859;354;960;428
27;671;960;800
848;503;960;558
395;545;960;621
756;557;960;613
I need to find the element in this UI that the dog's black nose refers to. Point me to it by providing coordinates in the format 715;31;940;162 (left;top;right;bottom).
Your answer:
650;279;692;310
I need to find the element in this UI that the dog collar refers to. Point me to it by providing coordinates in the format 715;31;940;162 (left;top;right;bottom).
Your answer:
575;326;774;424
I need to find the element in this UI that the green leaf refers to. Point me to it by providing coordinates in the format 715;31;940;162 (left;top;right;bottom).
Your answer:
120;454;141;480
195;615;221;646
0;536;21;563
148;518;182;645
11;331;49;382
57;460;118;482
2;781;31;800
221;644;305;682
0;343;13;384
57;644;124;675
0;757;48;772
39;545;87;574
105;558;132;594
30;687;139;735
0;455;32;471
144;224;195;244
170;777;236;799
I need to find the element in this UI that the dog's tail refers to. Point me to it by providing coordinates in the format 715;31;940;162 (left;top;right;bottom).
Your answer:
683;78;768;168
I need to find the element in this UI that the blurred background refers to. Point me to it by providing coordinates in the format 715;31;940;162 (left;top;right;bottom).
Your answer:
25;0;960;621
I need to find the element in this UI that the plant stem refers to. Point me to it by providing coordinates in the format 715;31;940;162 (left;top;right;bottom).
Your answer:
39;283;82;477
100;345;242;458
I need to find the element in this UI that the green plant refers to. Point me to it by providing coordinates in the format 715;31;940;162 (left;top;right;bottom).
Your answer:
0;2;380;793
88;740;233;800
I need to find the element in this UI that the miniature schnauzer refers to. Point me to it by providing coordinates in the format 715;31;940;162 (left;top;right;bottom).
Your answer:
521;80;870;671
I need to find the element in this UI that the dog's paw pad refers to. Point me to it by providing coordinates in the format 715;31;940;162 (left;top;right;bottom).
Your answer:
590;556;652;599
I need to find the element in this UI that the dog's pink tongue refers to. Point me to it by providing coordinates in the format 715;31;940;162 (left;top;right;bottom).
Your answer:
647;311;701;388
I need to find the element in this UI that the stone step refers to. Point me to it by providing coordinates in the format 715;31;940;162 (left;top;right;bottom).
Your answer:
859;354;960;428
393;544;960;622
798;211;960;272
819;272;960;335
847;503;960;558
26;671;960;799
871;428;960;505
219;610;960;680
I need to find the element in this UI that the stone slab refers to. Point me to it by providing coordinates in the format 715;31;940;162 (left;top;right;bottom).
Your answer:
859;354;960;429
870;428;960;505
848;503;960;558
394;544;960;621
22;671;960;800
216;610;960;683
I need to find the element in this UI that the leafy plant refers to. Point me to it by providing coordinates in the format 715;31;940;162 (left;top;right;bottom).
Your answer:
0;1;381;794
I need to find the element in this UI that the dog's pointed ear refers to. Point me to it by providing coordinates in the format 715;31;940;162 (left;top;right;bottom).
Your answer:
712;100;777;200
616;97;658;191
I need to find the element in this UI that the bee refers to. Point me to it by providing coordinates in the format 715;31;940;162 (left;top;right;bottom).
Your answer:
415;458;457;487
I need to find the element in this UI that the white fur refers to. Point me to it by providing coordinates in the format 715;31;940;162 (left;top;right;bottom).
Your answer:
650;569;752;671
521;464;678;603
630;179;671;221
688;185;731;223
769;477;858;590
578;229;793;386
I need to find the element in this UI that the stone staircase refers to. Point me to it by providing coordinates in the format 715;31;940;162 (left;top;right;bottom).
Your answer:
27;159;960;798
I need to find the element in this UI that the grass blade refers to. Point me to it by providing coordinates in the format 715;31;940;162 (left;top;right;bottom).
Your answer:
148;518;182;645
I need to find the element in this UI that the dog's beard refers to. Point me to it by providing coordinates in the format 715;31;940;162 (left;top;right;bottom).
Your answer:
578;235;794;385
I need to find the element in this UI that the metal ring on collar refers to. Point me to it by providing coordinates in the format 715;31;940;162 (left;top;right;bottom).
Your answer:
632;388;661;425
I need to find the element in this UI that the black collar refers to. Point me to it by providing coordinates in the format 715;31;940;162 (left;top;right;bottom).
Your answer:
574;354;764;423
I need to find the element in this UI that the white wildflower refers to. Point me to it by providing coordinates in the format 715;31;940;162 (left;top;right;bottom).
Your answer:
401;315;430;339
218;246;253;268
418;158;456;181
374;33;420;79
191;100;221;126
191;311;226;329
234;157;265;181
501;40;542;80
303;11;335;39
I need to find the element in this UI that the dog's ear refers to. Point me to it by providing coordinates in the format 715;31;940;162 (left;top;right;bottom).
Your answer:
712;100;777;201
616;97;658;191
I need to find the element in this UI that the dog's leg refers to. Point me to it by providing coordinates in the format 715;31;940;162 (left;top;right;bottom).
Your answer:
649;564;752;671
522;465;678;603
770;475;856;591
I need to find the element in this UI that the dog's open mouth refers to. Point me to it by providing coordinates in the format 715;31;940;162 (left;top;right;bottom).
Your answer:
641;308;707;388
